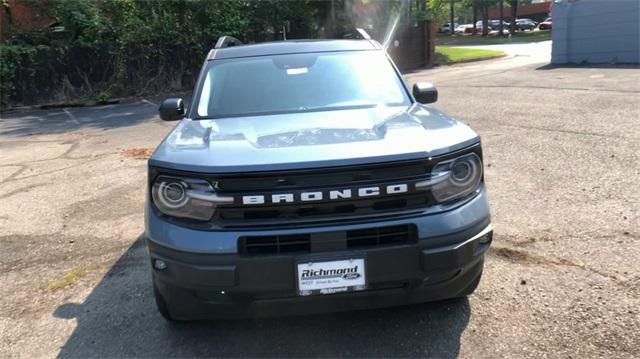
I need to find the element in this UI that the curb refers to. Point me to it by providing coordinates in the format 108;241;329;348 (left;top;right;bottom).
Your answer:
436;53;509;66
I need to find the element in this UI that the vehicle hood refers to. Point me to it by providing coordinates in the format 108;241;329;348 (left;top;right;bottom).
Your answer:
149;104;480;173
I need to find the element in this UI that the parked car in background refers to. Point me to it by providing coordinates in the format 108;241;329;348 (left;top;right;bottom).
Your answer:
455;24;472;34
440;22;459;34
488;20;510;31
465;25;478;34
516;19;537;31
539;17;552;30
474;21;506;32
517;18;537;25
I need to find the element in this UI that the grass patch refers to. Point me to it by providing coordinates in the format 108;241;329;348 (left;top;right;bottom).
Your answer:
435;46;505;65
436;30;551;46
47;268;87;291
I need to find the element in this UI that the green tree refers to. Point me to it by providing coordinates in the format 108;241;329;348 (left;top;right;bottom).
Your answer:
244;0;328;42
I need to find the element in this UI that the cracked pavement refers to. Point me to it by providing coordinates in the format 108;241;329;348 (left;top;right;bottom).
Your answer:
1;51;639;358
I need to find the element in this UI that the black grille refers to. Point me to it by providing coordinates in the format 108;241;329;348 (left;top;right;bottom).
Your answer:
213;158;435;227
241;234;311;255
219;193;431;221
346;225;414;248
240;224;416;255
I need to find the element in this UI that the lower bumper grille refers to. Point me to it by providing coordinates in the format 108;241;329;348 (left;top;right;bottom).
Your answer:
346;225;413;248
240;224;416;255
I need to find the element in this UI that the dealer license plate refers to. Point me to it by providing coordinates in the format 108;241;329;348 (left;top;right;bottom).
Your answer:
297;258;366;296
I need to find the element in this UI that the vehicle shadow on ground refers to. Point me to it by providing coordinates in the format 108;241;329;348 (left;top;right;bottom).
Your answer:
54;237;471;358
0;94;190;137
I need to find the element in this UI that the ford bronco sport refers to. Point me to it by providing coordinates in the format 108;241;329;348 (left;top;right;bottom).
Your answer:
146;33;492;321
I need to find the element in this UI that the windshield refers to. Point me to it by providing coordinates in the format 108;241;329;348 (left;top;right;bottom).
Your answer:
194;50;410;119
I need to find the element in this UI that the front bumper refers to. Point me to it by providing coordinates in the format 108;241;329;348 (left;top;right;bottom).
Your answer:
146;186;491;319
154;256;484;320
146;190;491;319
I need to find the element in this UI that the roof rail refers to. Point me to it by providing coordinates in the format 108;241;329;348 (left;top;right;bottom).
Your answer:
214;36;243;49
340;28;371;40
354;28;371;40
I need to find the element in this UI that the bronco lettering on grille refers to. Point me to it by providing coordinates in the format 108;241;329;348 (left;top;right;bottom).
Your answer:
242;184;409;205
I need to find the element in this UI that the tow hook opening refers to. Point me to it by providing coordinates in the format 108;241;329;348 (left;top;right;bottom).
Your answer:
154;259;167;270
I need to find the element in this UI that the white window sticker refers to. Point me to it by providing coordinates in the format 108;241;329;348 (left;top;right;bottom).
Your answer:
286;67;308;75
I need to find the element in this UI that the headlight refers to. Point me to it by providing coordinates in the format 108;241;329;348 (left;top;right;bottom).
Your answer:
417;153;483;203
151;176;233;220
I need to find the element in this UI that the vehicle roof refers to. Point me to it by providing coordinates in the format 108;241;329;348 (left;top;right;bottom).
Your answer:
207;39;381;61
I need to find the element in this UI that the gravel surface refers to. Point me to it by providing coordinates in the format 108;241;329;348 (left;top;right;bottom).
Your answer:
1;51;638;358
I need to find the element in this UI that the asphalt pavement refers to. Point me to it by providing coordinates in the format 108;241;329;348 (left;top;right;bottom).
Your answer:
1;47;639;358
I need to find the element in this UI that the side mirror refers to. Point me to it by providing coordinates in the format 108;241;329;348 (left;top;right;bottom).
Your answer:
159;98;185;121
412;82;438;104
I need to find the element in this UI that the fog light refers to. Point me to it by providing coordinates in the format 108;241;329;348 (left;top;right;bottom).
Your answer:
478;232;493;244
154;259;167;270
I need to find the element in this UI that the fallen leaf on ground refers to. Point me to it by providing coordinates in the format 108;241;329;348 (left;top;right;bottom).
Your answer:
120;148;154;160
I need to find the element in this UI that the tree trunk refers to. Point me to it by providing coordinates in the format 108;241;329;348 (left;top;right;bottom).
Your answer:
330;0;336;37
510;0;518;35
472;5;477;35
482;5;489;36
450;0;455;36
499;0;504;37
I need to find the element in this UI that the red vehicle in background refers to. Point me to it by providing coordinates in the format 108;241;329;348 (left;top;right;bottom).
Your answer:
539;17;552;30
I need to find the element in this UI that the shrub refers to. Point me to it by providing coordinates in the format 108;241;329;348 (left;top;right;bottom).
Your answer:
0;0;252;108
